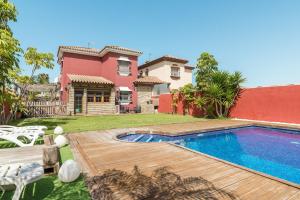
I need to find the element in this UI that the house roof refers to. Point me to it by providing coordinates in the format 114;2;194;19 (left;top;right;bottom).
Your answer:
99;46;142;57
184;65;195;69
19;84;58;93
134;76;167;85
138;55;189;70
67;74;114;85
57;45;142;63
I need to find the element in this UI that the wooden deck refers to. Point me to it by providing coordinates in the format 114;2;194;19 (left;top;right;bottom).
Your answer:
69;120;300;200
0;145;44;165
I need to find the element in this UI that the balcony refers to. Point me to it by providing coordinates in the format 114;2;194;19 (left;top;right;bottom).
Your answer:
170;72;180;78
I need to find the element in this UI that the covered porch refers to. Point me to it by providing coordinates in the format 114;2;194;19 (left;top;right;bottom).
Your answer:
66;74;116;115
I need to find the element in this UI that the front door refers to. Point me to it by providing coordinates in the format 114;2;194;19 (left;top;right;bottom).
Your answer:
74;91;83;114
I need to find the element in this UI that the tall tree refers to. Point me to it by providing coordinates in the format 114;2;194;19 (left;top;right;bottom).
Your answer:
194;53;245;118
0;0;17;31
34;73;50;84
195;52;218;90
24;47;54;77
0;0;22;124
22;47;54;101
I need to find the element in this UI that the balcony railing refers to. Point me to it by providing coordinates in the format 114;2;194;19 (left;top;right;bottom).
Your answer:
170;72;180;78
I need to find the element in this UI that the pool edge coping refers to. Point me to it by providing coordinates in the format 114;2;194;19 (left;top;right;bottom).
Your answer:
113;122;300;189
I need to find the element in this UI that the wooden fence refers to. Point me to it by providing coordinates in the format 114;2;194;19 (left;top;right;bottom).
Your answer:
26;101;67;117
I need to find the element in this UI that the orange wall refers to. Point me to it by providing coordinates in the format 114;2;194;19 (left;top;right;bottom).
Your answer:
229;85;300;124
158;94;202;116
159;85;300;124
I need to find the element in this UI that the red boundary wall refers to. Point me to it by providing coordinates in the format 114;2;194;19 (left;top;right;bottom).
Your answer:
229;85;300;124
158;94;202;116
158;85;300;124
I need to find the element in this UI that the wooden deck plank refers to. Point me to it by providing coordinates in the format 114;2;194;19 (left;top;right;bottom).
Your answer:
0;145;44;165
69;120;300;199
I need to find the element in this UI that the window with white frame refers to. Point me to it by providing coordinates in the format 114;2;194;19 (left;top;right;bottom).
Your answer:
171;67;180;77
118;60;131;76
119;91;132;104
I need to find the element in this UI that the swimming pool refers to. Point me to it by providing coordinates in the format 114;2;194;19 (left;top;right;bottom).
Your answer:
119;126;300;185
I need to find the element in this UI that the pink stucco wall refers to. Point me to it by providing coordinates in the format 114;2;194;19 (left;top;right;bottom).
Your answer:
60;52;138;108
229;85;300;124
158;85;300;124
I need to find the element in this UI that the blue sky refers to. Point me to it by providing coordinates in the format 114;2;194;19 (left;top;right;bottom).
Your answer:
11;0;300;87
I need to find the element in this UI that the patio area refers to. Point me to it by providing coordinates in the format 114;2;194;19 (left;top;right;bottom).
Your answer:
69;120;300;200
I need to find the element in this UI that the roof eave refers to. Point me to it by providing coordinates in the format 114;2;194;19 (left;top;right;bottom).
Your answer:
99;47;143;57
57;47;101;64
70;80;114;85
139;57;188;70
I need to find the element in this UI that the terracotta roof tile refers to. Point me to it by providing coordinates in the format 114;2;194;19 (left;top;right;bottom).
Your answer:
58;45;142;61
139;55;188;69
134;76;167;85
67;74;113;85
100;45;142;55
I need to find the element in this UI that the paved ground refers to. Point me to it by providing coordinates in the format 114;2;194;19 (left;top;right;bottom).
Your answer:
69;119;300;200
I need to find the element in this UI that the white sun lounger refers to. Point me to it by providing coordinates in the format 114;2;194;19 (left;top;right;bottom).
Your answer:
0;130;41;147
0;126;47;147
0;162;44;200
0;125;47;137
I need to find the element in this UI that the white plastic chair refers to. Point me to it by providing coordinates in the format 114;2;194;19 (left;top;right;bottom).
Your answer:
0;162;44;200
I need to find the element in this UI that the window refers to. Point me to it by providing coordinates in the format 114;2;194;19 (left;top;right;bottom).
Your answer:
95;93;102;102
87;90;110;103
119;91;132;104
139;70;143;77
118;60;131;76
103;91;110;102
171;67;180;77
87;93;94;102
145;68;149;76
153;83;170;96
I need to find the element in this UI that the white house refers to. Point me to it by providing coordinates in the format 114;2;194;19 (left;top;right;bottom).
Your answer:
138;55;194;94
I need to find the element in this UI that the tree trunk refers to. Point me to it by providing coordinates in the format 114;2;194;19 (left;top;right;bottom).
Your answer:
215;103;220;117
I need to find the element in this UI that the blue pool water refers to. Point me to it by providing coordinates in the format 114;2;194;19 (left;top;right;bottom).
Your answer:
119;126;300;185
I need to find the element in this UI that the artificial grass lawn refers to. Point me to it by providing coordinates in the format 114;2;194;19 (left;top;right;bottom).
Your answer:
1;146;90;200
0;114;204;199
10;113;204;135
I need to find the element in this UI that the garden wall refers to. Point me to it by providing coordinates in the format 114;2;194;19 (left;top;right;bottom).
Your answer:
158;94;202;116
158;85;300;124
229;85;300;124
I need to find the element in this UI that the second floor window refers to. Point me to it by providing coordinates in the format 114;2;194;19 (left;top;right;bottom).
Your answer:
171;67;180;78
118;59;131;76
139;70;143;77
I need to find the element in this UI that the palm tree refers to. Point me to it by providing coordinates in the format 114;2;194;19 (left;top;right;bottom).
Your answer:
87;166;238;200
195;71;245;118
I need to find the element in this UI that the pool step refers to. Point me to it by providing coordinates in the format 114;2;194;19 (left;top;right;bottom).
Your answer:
133;135;144;142
145;136;153;142
133;134;153;142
